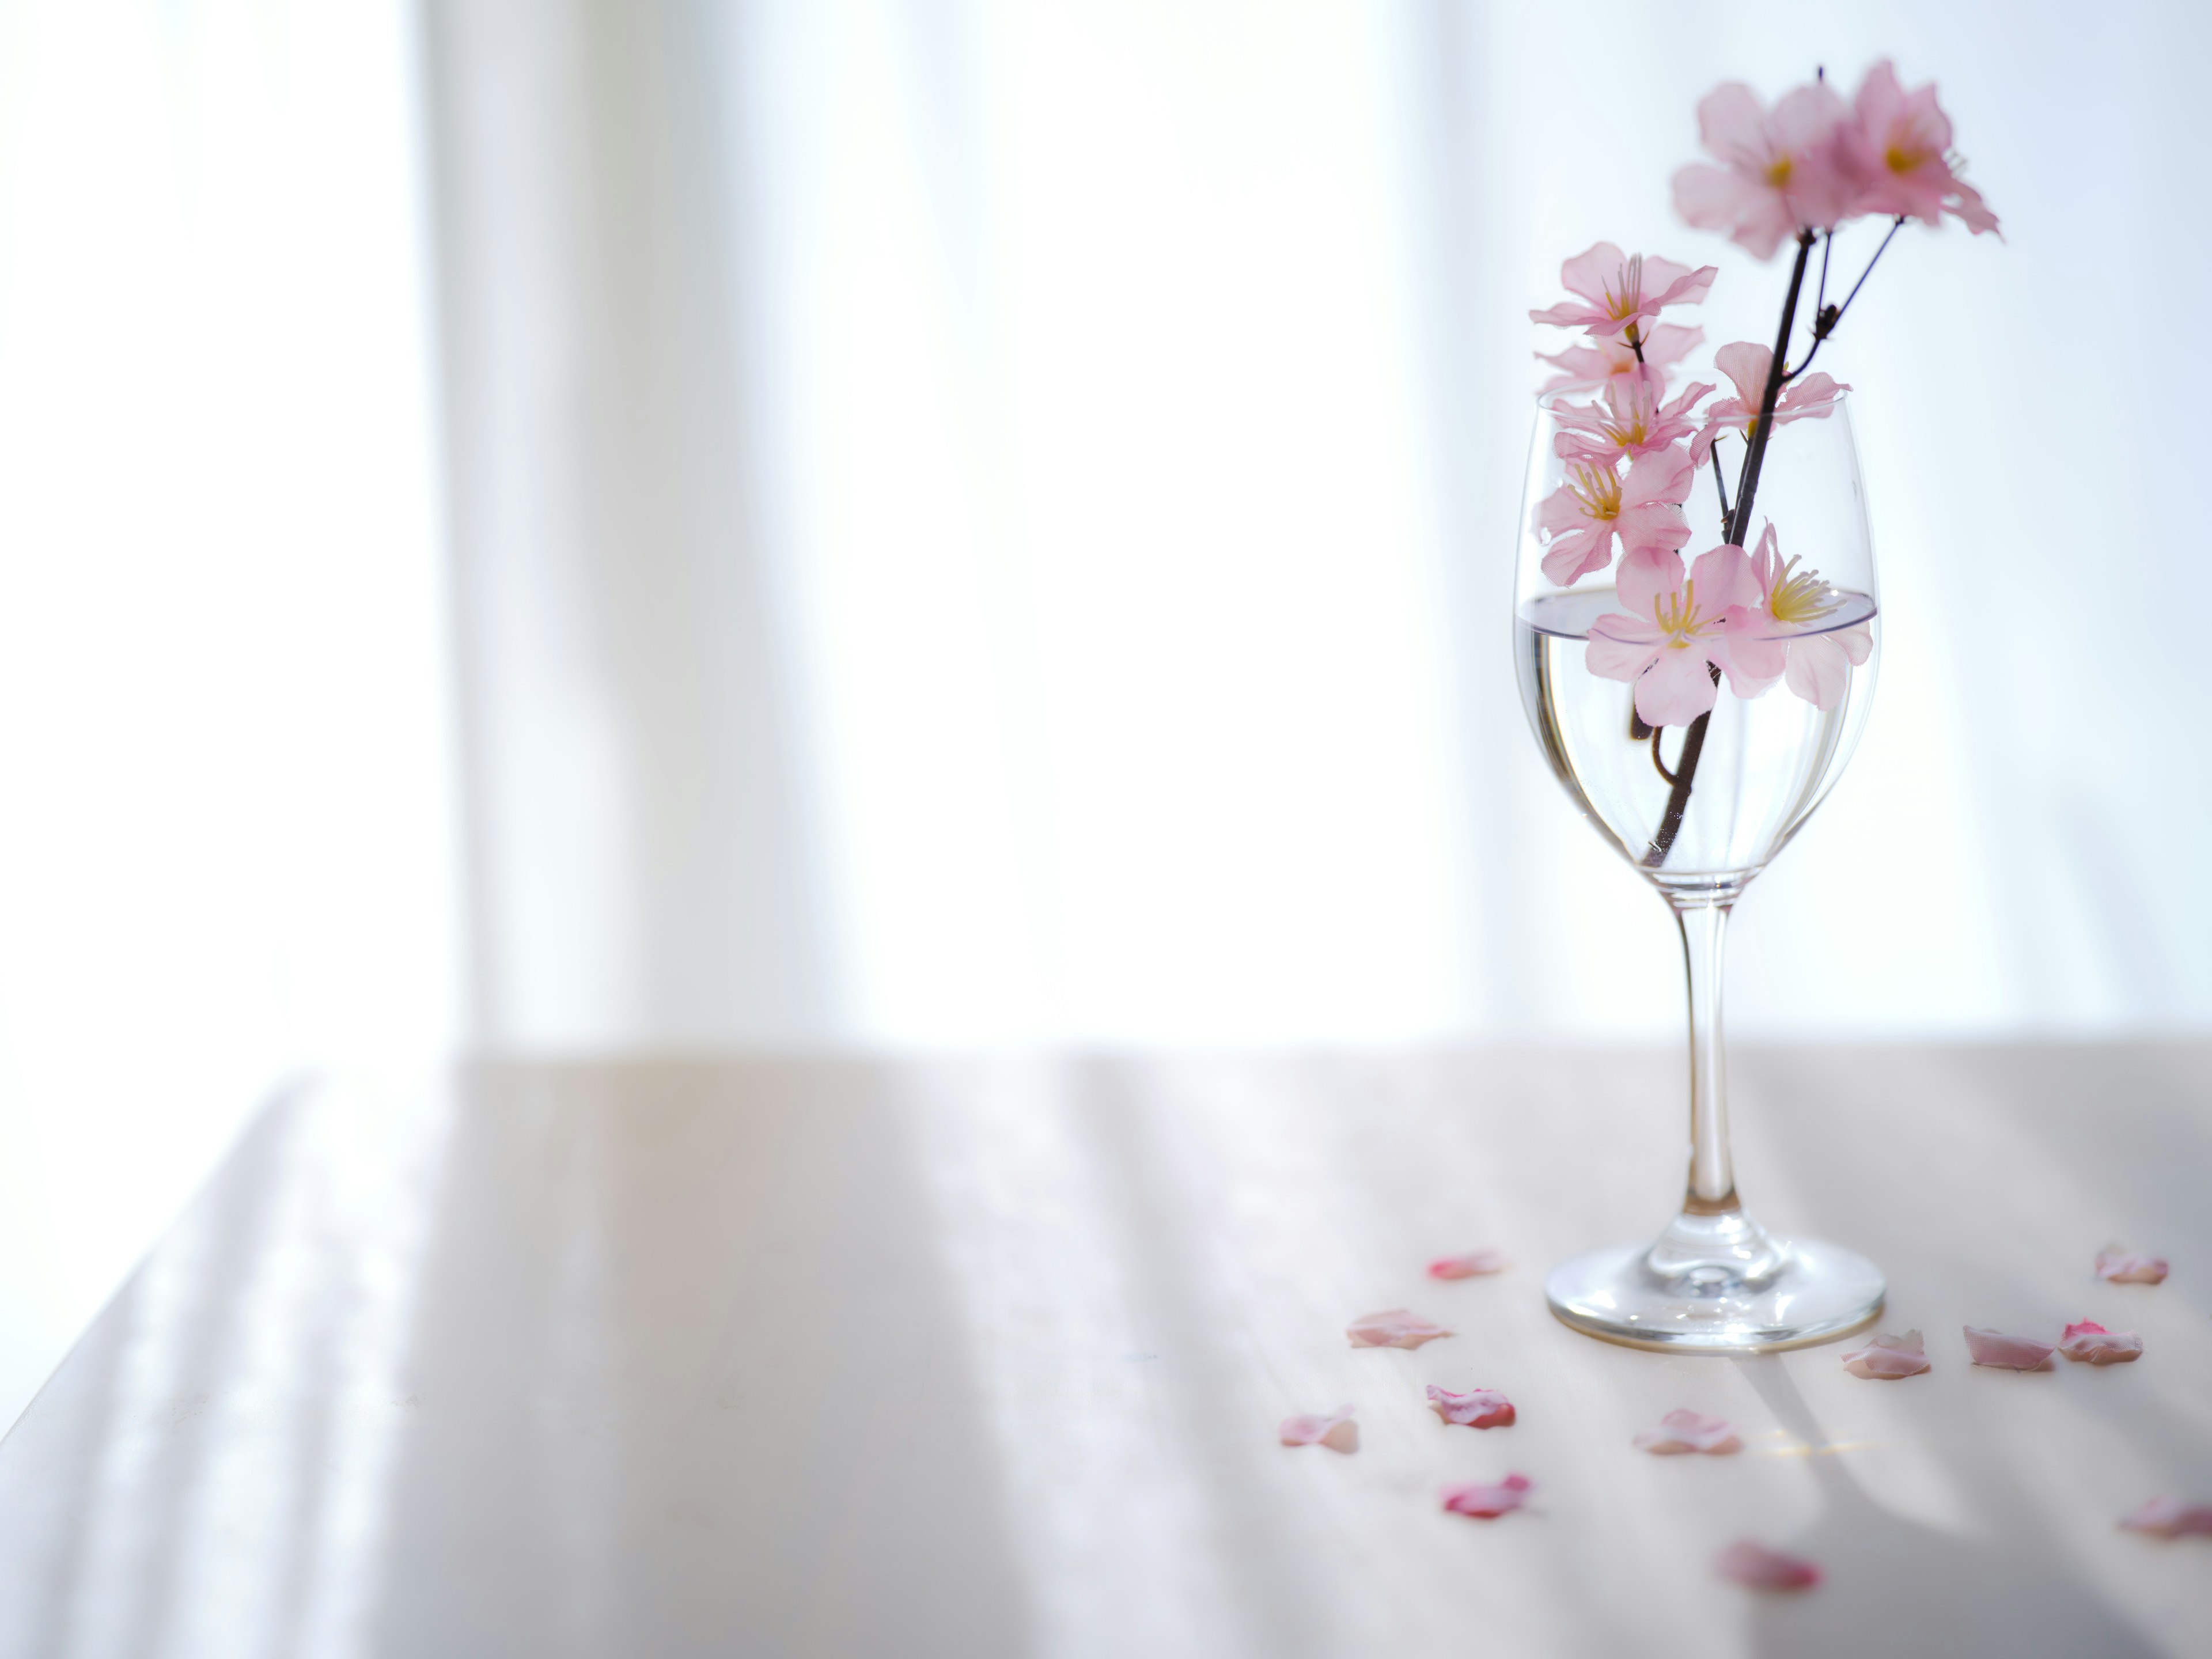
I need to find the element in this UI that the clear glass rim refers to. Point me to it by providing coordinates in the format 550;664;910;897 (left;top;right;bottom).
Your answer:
1533;381;1854;415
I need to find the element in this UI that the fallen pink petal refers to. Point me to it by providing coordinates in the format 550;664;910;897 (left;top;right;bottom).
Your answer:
2120;1498;2212;1540
1841;1330;1931;1380
1346;1309;1453;1350
1441;1474;1531;1520
1964;1327;2055;1372
1634;1408;1741;1455
1279;1406;1359;1453
2095;1247;2169;1285
1715;1541;1821;1592
1427;1251;1509;1281
1427;1386;1516;1429
2059;1320;2142;1366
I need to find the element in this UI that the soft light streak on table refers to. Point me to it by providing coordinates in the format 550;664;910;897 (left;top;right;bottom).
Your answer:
0;1047;2205;1657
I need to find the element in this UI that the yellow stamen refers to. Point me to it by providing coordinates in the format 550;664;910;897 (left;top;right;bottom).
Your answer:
1598;254;1645;322
1765;154;1794;189
1566;463;1623;522
1655;579;1714;649
1766;553;1840;627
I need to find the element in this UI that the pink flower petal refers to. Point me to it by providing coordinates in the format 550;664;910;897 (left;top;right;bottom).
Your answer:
1346;1309;1453;1350
1842;1330;1931;1380
1715;1540;1821;1592
1279;1405;1359;1453
2059;1320;2142;1365
2120;1498;2212;1540
1427;1385;1516;1429
1633;645;1722;728
1427;1250;1508;1280
2095;1247;2168;1285
1964;1326;2055;1372
1634;1408;1741;1455
1440;1474;1531;1520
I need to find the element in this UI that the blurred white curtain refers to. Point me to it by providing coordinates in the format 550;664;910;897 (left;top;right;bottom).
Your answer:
427;0;2212;1048
0;0;453;1419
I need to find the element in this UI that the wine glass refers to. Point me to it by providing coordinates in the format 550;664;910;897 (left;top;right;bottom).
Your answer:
1513;388;1883;1351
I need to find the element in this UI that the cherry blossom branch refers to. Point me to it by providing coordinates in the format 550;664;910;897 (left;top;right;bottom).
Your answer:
1646;229;1817;868
1649;725;1677;785
1786;215;1905;383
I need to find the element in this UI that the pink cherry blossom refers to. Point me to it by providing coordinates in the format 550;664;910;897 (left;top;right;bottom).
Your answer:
1584;543;1773;728
1672;79;1858;259
1533;447;1694;588
1727;522;1873;710
1441;1474;1531;1520
1427;1250;1508;1280
1838;60;2001;235
1554;375;1715;467
2059;1320;2142;1366
1964;1327;2055;1372
2121;1498;2212;1540
1346;1309;1453;1350
1427;1385;1516;1429
1634;1408;1741;1455
1529;243;1716;343
1538;324;1704;396
1692;342;1849;466
2096;1247;2168;1285
1841;1330;1931;1380
1715;1541;1821;1592
1279;1405;1359;1452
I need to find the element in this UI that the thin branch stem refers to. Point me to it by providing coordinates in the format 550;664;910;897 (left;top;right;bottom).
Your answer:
1787;215;1905;383
1710;437;1732;523
1649;724;1677;785
1646;229;1817;869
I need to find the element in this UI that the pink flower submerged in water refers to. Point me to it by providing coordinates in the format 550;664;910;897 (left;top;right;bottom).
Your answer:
1279;1406;1359;1453
1635;1408;1741;1456
1533;446;1695;587
1427;1250;1508;1281
1538;323;1705;396
1554;374;1715;467
2096;1247;2169;1285
1838;60;2001;235
1841;1330;1931;1380
1692;342;1848;466
1441;1474;1531;1520
1427;1386;1516;1429
2121;1498;2212;1540
2059;1320;2142;1366
1723;522;1872;711
1673;78;1858;259
1585;543;1772;728
1964;1327;2056;1372
1530;243;1717;344
1715;1541;1822;1592
1346;1309;1453;1350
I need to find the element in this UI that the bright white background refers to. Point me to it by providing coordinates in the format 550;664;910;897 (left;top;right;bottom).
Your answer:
0;0;2206;1416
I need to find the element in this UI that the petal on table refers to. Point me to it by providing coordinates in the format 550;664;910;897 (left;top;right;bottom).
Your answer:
1427;1250;1508;1280
2120;1498;2212;1539
1842;1330;1931;1380
1634;1408;1741;1455
2095;1247;2169;1285
2059;1320;2142;1365
1427;1385;1516;1429
1279;1406;1359;1453
1346;1309;1453;1350
1964;1327;2055;1371
1441;1474;1531;1520
1715;1541;1821;1591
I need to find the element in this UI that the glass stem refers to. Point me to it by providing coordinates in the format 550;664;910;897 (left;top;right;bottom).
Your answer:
1674;897;1738;1215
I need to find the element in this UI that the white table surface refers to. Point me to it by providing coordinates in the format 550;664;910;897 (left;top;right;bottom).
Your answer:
0;1045;2205;1658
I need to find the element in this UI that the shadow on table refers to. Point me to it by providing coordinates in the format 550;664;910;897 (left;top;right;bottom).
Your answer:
1732;1361;2157;1659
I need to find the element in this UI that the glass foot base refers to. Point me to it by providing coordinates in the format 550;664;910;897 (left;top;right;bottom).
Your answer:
1545;1236;1885;1353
